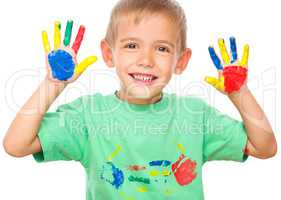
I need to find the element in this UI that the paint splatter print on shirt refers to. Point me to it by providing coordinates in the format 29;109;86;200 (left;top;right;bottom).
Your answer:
33;92;248;200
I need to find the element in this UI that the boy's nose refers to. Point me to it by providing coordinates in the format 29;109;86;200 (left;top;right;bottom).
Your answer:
137;50;154;68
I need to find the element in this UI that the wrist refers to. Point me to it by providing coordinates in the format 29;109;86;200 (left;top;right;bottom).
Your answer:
42;76;68;99
44;75;68;89
228;85;251;104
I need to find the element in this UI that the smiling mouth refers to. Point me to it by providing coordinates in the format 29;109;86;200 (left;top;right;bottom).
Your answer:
128;72;158;84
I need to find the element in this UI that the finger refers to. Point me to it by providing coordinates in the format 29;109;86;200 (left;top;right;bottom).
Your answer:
230;37;238;63
72;25;85;54
218;76;225;91
204;76;220;88
240;44;249;68
74;56;97;75
218;38;231;65
63;20;73;47
42;31;51;53
204;76;224;91
54;21;61;49
208;46;223;70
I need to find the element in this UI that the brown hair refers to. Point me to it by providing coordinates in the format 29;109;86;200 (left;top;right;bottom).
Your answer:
105;0;187;53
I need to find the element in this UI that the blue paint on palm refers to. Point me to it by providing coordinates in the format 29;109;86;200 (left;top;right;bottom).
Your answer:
48;49;75;81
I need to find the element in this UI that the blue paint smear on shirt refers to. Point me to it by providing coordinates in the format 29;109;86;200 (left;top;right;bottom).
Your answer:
101;162;124;189
149;160;171;167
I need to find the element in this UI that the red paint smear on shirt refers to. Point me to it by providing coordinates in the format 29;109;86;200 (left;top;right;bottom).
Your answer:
172;154;197;186
128;165;146;171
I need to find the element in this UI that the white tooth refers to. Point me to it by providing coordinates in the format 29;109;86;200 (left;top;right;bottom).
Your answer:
136;75;142;81
132;74;154;82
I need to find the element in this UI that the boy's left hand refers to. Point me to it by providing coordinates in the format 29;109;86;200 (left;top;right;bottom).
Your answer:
204;37;249;95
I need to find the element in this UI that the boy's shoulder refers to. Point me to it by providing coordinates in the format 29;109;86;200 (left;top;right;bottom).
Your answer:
55;93;102;114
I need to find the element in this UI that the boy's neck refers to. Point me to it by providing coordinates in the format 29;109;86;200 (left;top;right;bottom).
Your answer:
115;90;163;105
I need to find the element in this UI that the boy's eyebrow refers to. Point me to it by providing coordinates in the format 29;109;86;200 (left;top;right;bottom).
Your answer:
120;37;141;43
120;38;175;48
155;40;175;48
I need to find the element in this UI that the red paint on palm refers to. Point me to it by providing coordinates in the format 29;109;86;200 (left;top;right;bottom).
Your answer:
172;154;197;186
223;65;248;93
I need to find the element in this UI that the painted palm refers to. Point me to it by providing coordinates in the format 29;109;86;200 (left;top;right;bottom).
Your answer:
42;20;97;81
205;37;249;94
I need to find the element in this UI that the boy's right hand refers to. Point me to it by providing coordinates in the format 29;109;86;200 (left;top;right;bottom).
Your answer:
42;20;97;84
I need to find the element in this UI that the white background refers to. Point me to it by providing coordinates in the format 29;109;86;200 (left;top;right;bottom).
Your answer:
0;0;280;199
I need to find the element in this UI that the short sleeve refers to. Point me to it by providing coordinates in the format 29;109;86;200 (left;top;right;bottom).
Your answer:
32;96;89;165
202;102;249;163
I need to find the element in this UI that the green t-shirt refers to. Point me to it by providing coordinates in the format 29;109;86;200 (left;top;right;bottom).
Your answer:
33;92;248;200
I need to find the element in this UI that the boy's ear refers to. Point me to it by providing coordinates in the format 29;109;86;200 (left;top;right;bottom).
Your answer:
174;48;192;74
100;39;114;68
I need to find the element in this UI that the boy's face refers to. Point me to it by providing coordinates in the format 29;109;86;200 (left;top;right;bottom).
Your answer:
101;13;191;103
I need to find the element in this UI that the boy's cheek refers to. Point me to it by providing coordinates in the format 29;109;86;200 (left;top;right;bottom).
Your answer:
114;52;136;66
156;61;175;75
156;55;178;68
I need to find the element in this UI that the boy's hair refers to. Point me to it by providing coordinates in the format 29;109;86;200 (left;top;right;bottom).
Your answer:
105;0;187;53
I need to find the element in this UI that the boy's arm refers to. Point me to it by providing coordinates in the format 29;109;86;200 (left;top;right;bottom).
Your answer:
3;77;67;157
3;20;97;158
229;87;277;159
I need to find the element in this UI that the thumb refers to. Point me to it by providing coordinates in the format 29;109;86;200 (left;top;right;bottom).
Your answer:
74;55;98;75
204;76;225;91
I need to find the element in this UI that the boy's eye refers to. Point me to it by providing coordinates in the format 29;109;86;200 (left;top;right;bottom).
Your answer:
125;43;137;49
157;46;170;53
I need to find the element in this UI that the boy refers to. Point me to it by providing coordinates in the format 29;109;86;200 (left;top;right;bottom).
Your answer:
3;0;277;199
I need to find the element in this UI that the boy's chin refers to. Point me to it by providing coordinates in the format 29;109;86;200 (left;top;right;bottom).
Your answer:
128;87;160;100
